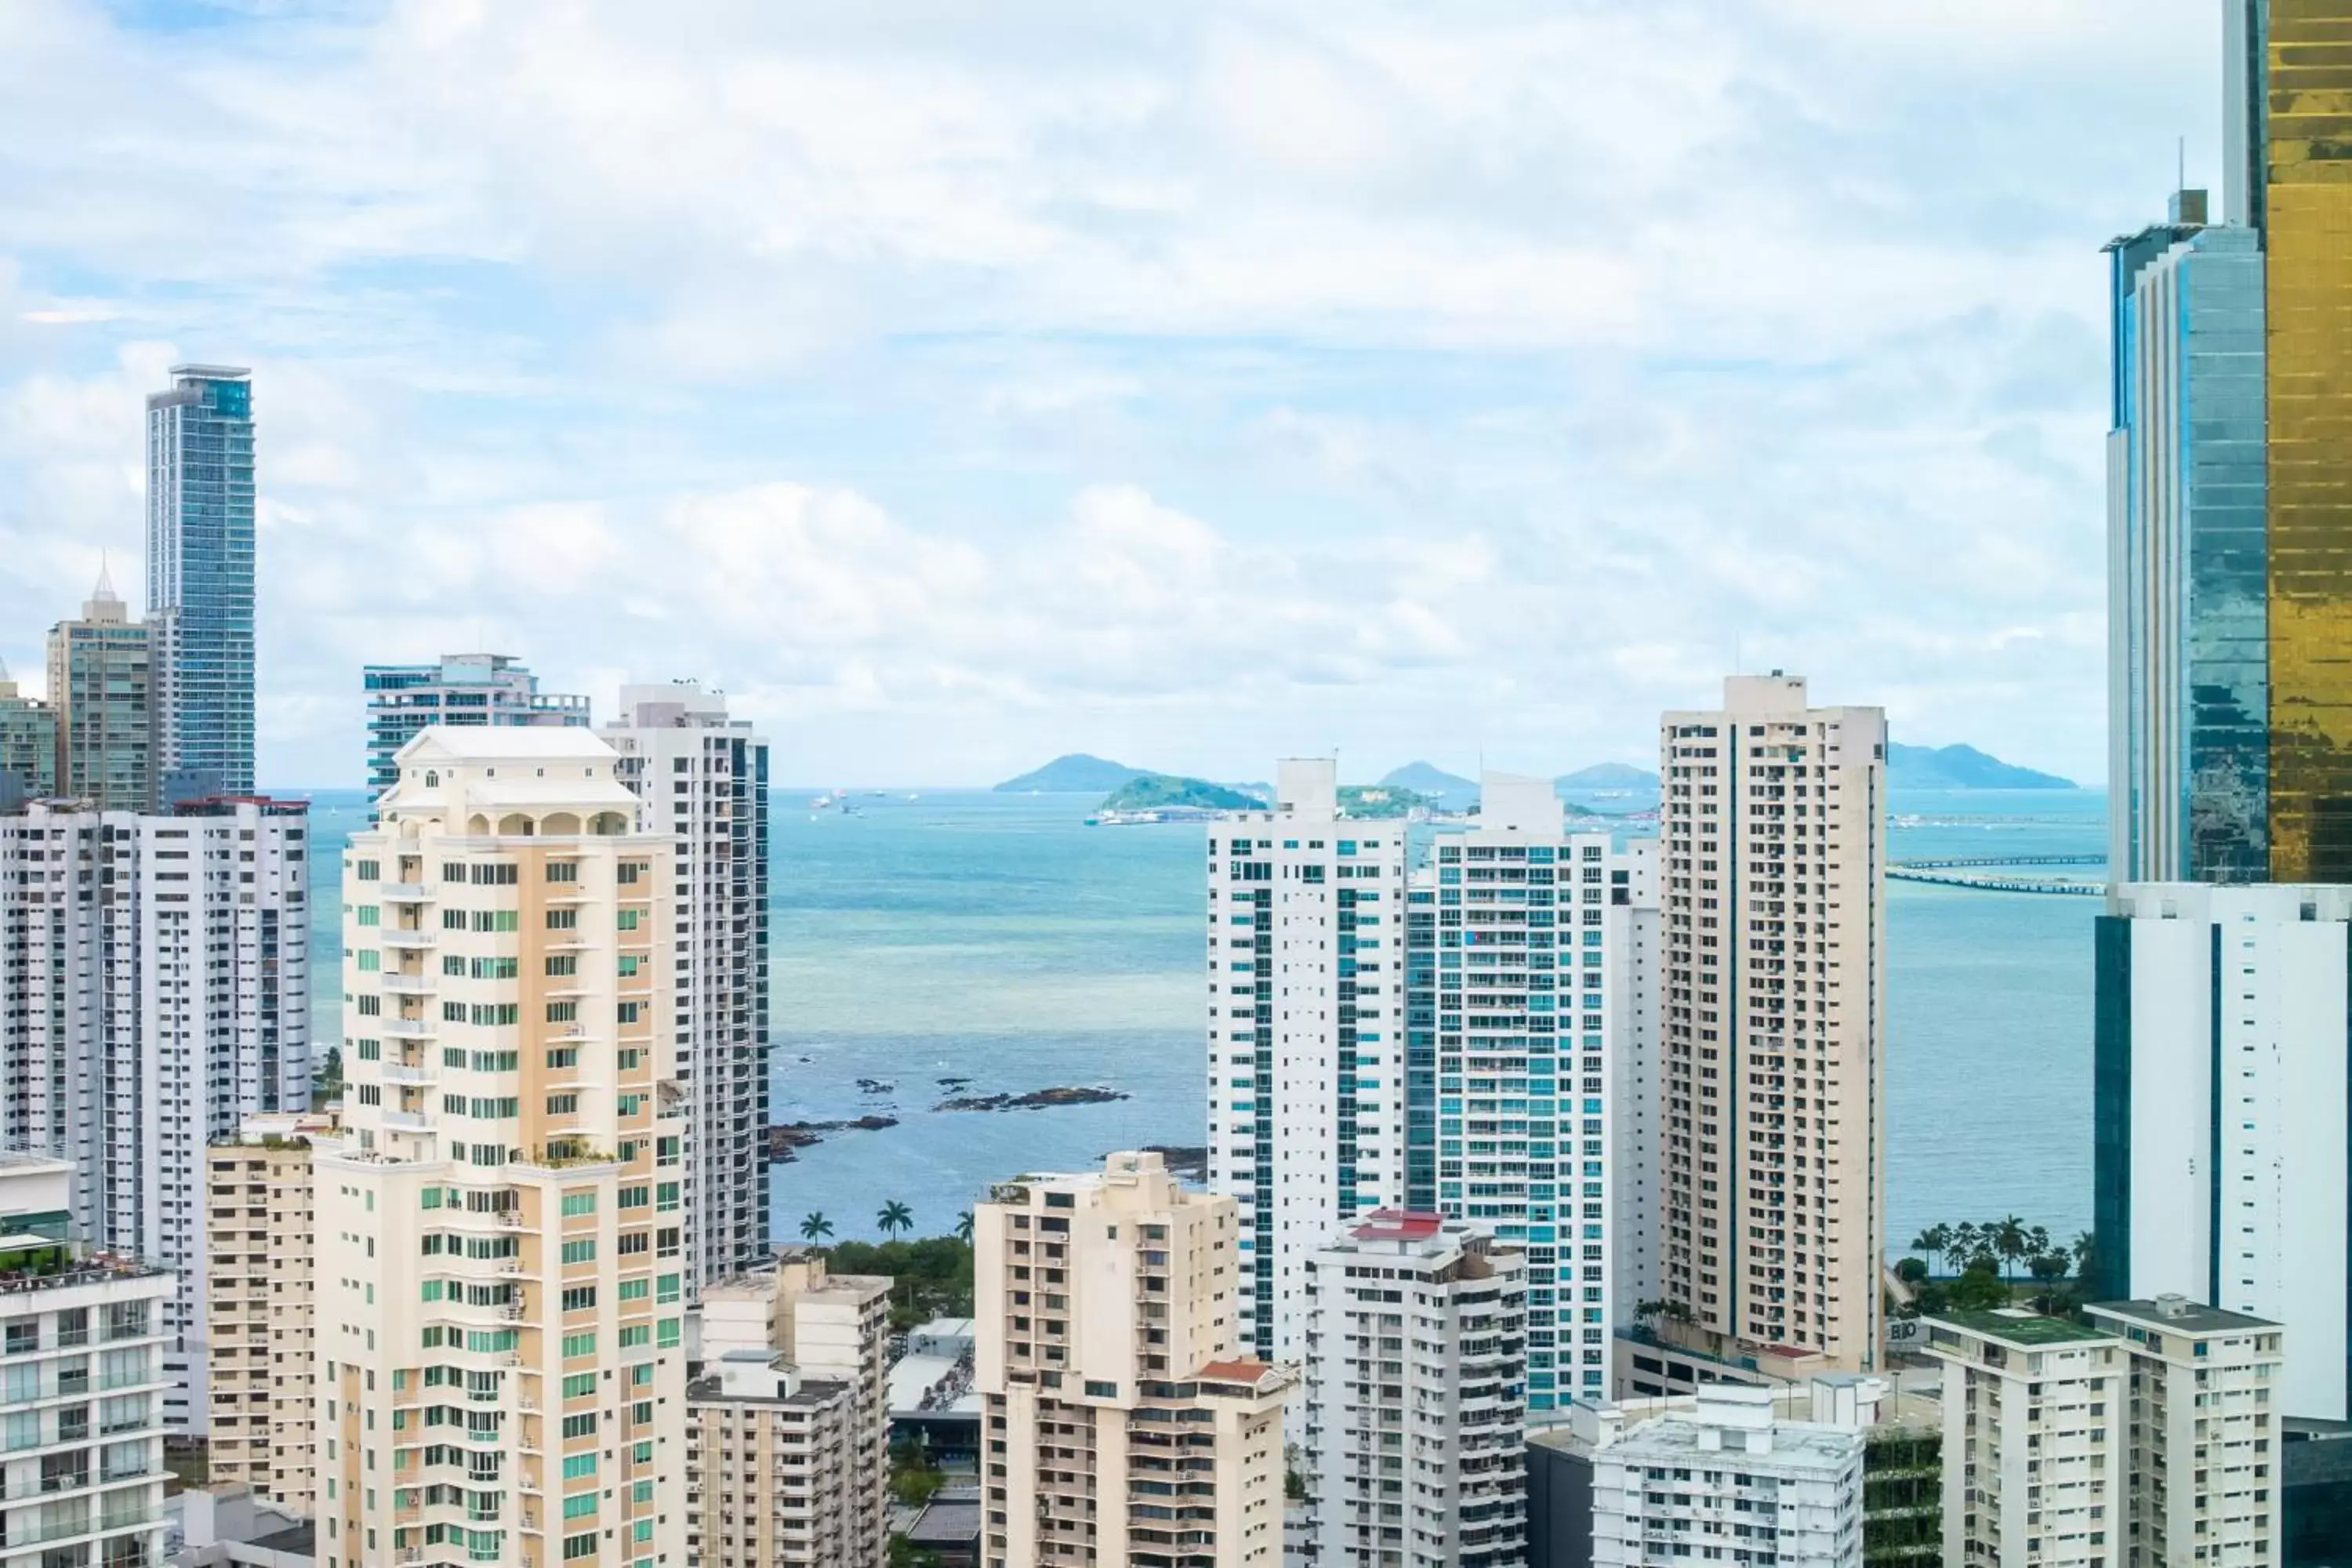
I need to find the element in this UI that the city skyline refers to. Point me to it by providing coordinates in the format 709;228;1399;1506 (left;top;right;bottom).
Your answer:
0;1;2234;788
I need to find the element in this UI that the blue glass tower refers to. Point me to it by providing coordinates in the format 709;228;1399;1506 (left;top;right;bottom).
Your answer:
146;365;256;799
2106;195;2270;884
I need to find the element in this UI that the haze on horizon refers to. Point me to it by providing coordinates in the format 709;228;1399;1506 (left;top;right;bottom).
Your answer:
0;0;2217;788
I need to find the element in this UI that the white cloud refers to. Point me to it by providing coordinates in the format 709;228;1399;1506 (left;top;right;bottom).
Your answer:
0;0;2219;782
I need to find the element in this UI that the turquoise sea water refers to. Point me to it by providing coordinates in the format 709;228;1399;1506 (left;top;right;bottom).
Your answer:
301;786;2104;1251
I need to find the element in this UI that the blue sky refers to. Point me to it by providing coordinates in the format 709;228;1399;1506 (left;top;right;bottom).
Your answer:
0;0;2220;786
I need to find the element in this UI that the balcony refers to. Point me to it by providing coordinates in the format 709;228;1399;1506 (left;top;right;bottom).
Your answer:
383;974;434;995
383;1064;437;1087
383;930;435;949
382;883;431;902
381;1110;433;1134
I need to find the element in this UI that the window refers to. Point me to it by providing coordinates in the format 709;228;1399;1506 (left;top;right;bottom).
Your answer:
357;906;381;928
560;1288;597;1313
1085;1381;1118;1399
562;1452;596;1477
617;1279;648;1302
471;911;519;933
656;1319;681;1349
546;909;579;931
356;859;380;880
546;1002;577;1024
560;1192;596;1217
655;1182;680;1211
546;1094;579;1116
545;955;577;977
615;1002;641;1024
546;1049;578;1069
618;1325;649;1348
561;1494;597;1521
560;1334;596;1360
560;1240;596;1266
656;1275;681;1305
617;956;640;977
617;909;641;931
618;862;645;884
546;862;579;884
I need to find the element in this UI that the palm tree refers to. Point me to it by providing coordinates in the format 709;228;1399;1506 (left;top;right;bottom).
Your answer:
1910;1225;1952;1279
799;1211;833;1245
2071;1231;2099;1285
955;1210;975;1244
877;1200;914;1240
1951;1222;1984;1274
1992;1216;2030;1285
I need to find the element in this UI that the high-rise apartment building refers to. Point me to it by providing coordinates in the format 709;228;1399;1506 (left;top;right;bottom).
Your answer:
601;681;771;1288
1657;676;1887;1371
146;365;256;800
1588;1384;1866;1568
0;795;310;1434
2104;190;2270;884
2086;1297;2285;1566
2092;880;2352;1421
311;728;687;1568
1208;760;1408;1362
1300;1211;1528;1566
364;654;590;803
0;1154;174;1568
205;1111;332;1517
975;1151;1294;1568
686;1351;866;1567
1925;1310;2127;1568
46;569;154;813
697;1252;892;1566
1403;774;1658;1411
0;661;56;800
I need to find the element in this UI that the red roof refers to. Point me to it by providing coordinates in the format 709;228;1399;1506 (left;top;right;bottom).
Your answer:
1349;1209;1445;1241
1196;1359;1276;1384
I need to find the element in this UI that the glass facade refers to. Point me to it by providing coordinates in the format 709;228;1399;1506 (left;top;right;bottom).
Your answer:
362;655;590;804
2264;2;2352;882
2107;206;2270;883
145;366;255;799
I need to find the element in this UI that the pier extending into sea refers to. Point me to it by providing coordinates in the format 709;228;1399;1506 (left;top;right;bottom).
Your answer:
1888;853;2103;897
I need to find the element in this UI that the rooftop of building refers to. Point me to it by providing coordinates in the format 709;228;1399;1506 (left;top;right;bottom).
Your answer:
2089;1298;2281;1336
396;725;622;762
1599;1409;1864;1472
906;1500;982;1548
1196;1359;1283;1387
1928;1308;2113;1348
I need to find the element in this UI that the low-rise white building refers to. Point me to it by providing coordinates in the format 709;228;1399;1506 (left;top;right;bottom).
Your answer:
686;1350;864;1567
1588;1384;1865;1567
1301;1211;1527;1566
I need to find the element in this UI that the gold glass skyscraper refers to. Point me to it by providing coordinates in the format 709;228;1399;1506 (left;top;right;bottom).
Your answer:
2255;2;2352;880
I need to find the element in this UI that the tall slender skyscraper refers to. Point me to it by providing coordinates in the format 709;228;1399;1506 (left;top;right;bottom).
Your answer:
601;681;771;1289
2105;191;2270;884
365;653;590;804
1208;759;1408;1363
147;364;256;799
1657;676;1887;1372
316;728;686;1568
1403;774;1658;1411
2218;2;2352;882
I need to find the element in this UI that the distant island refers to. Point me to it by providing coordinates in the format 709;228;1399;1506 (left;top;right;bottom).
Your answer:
995;753;1149;793
998;740;2072;804
1557;762;1658;790
1101;774;1264;811
1889;742;2072;790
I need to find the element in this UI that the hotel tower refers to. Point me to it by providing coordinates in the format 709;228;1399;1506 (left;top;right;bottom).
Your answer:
310;728;687;1568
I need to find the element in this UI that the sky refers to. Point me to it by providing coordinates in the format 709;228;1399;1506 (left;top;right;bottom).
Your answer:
0;0;2222;787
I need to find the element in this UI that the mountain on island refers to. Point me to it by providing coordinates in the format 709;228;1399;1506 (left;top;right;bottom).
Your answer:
1557;762;1660;791
1101;775;1265;811
1380;763;1479;811
994;754;1149;793
1889;742;2073;790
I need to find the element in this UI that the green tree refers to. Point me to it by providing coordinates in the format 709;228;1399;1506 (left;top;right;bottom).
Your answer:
1947;1262;2009;1312
956;1210;975;1244
800;1211;834;1245
877;1200;915;1240
1991;1216;2030;1284
1951;1222;1984;1274
1896;1257;1929;1286
2072;1231;2100;1286
1910;1225;1952;1278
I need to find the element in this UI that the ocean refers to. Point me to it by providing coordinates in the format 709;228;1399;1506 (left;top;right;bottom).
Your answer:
303;786;2105;1254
